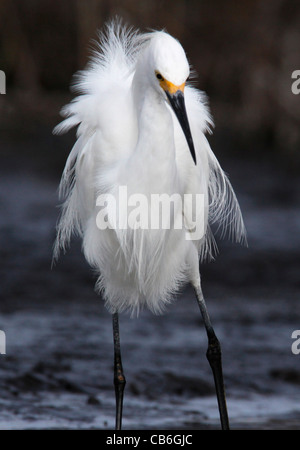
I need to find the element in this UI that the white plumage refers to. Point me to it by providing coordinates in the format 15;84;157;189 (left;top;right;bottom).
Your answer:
53;20;246;316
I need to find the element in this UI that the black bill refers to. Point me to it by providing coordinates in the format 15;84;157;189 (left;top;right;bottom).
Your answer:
166;90;197;165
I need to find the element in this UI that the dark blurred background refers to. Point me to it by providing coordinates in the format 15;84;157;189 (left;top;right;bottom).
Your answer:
0;0;300;429
1;0;300;168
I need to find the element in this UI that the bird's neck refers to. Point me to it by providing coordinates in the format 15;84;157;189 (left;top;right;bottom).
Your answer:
132;80;175;165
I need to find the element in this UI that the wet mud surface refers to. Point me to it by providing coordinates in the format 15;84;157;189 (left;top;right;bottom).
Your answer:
0;148;300;429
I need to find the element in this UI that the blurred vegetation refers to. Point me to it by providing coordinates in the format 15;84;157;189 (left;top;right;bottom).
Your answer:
0;0;300;168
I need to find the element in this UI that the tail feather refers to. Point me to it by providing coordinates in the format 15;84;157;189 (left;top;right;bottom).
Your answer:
208;149;247;246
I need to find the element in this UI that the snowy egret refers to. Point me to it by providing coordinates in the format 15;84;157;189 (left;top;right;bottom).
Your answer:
53;19;246;430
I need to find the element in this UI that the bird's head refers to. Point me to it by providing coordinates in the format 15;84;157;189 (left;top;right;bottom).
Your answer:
146;32;196;165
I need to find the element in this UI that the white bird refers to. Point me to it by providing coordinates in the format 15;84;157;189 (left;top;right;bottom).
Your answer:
53;19;246;430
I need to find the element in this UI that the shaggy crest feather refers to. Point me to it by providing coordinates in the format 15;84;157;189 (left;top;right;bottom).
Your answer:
53;19;246;315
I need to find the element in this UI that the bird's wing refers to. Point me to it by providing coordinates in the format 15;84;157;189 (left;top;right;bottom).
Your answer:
53;21;143;261
174;85;247;261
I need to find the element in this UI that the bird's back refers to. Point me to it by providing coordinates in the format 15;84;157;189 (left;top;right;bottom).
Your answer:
53;22;139;251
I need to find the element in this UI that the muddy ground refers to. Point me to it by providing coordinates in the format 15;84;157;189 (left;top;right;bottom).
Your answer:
0;133;300;430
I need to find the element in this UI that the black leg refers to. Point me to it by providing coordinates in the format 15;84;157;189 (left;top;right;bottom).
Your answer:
112;312;126;430
194;286;230;430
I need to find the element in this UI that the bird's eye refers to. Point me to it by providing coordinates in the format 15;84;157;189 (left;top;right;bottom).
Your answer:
156;72;164;81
